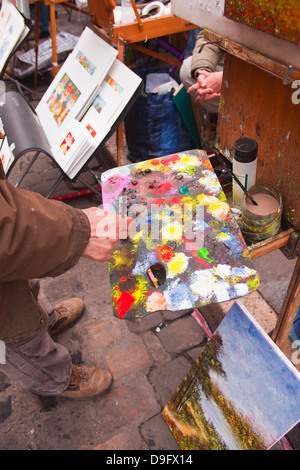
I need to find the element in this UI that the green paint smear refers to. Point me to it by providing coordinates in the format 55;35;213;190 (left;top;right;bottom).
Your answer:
185;166;196;175
247;274;260;291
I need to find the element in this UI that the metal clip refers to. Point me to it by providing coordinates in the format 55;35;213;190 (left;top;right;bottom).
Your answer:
283;64;293;84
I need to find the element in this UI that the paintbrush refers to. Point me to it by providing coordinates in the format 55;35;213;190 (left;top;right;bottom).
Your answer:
204;143;258;206
121;187;127;218
119;187;128;242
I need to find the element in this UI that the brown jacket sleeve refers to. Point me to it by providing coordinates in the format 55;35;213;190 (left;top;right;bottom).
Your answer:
0;178;90;282
191;30;224;79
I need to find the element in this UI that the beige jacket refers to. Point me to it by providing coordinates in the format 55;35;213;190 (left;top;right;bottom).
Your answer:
191;30;224;79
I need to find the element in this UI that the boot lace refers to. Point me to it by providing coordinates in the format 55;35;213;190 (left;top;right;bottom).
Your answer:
67;365;88;390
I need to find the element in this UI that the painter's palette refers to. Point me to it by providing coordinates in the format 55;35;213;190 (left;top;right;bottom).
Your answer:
101;150;259;320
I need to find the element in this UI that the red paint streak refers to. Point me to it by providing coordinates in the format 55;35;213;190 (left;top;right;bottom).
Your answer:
201;157;213;168
152;182;173;194
156;244;175;262
151;159;160;166
116;291;135;319
168;196;182;205
153;197;166;206
160;154;180;166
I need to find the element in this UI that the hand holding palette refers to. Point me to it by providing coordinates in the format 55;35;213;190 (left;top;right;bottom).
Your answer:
101;150;260;320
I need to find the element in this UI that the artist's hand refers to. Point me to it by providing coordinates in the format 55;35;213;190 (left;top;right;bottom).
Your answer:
188;70;223;102
81;207;134;262
0;132;4;139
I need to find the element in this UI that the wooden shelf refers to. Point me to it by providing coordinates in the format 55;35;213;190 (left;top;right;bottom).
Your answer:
204;29;300;82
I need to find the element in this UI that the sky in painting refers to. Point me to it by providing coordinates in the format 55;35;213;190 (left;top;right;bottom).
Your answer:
204;301;300;448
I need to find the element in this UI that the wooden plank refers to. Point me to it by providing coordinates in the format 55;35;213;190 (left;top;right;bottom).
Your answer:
205;30;300;82
248;228;295;259
112;15;197;44
272;256;300;371
217;54;300;231
171;0;300;70
86;0;115;32
127;43;181;67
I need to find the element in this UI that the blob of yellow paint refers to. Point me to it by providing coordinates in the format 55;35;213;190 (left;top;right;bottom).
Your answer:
167;252;189;278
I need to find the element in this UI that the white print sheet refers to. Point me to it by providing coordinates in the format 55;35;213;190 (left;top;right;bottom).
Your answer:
36;55;99;142
81;105;111;148
33;27;142;178
0;0;26;73
88;58;142;128
103;58;142;125
70;27;118;83
91;79;123;125
50;119;89;175
10;0;30;19
0;0;12;36
0;136;14;174
51;115;110;179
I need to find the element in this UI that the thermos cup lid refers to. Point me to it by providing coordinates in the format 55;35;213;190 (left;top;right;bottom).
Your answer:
234;138;258;163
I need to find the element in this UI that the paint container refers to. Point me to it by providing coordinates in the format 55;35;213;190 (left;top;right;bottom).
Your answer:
121;0;136;23
240;184;282;244
232;137;258;207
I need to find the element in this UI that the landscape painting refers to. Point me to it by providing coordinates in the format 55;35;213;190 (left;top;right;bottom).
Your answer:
162;301;300;450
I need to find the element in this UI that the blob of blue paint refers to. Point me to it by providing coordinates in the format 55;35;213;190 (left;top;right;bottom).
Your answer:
167;283;194;309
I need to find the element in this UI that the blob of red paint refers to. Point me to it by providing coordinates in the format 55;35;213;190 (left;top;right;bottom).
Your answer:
160;154;180;166
152;182;173;194
157;244;175;262
153;197;166;206
116;291;135;319
168;196;182;205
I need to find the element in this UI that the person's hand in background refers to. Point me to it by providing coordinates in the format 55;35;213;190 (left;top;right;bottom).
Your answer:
188;70;222;103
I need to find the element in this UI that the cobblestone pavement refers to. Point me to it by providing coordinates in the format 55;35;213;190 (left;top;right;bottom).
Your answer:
0;5;299;451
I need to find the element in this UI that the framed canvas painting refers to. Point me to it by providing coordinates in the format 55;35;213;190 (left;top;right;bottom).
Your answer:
162;301;300;450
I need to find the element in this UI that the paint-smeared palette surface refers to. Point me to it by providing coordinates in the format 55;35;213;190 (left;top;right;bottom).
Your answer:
101;150;259;319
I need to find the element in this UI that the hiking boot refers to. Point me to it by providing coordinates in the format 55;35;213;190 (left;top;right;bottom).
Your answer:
58;364;113;399
50;298;84;336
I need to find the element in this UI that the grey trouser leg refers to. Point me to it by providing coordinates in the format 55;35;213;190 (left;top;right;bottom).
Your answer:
0;282;72;396
180;56;221;114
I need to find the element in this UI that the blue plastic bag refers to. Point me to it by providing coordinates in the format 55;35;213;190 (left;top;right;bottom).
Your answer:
124;68;195;162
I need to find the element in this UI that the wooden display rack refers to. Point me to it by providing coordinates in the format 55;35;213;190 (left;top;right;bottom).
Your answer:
30;0;196;166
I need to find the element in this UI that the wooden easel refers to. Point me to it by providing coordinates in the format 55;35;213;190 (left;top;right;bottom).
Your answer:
87;0;196;65
202;30;300;370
